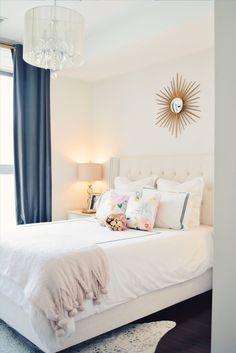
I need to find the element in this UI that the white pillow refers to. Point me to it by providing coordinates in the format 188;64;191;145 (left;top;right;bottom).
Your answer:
114;176;157;193
156;177;204;228
155;190;191;230
96;190;130;220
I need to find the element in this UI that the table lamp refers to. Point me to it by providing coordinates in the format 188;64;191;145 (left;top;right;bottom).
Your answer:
77;162;103;209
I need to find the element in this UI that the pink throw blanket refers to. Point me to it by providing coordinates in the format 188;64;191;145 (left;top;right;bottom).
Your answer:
0;231;109;336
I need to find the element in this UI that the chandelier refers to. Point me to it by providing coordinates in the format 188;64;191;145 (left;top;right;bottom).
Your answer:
23;1;84;75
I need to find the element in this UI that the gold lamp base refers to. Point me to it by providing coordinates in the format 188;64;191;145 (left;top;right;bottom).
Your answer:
87;183;93;205
81;208;96;214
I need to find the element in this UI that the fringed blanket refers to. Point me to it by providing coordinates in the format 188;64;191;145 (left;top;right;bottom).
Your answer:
0;229;109;337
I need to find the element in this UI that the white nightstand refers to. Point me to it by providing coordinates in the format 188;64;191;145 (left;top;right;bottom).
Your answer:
67;209;96;220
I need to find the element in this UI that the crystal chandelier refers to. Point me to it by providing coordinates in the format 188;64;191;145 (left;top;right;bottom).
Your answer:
23;1;84;75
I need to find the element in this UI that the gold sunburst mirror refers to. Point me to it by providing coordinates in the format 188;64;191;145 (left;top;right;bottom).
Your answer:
155;74;200;137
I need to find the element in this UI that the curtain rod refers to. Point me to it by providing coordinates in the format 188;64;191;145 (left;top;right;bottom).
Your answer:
0;43;15;50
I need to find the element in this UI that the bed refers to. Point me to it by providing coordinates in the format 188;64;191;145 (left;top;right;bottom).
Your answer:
0;154;214;353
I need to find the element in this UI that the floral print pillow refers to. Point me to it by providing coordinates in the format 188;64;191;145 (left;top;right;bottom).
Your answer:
126;194;159;231
96;190;130;220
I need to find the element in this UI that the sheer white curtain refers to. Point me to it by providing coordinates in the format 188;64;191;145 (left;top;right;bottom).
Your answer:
0;51;16;238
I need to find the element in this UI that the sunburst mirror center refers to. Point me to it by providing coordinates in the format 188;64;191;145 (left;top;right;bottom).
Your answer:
170;97;183;113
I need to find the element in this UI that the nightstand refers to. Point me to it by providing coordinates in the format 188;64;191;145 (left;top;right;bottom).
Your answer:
67;209;96;220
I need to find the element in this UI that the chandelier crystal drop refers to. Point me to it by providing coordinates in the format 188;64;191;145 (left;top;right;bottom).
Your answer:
23;3;84;73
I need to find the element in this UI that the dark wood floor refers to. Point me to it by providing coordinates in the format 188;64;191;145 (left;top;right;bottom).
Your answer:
136;291;212;353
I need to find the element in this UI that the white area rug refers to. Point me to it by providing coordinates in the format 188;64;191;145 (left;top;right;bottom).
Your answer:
0;320;176;353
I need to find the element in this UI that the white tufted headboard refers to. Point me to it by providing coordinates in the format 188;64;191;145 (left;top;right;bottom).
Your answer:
108;155;214;226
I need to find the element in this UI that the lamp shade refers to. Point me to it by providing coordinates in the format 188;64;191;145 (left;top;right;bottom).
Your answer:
77;163;103;182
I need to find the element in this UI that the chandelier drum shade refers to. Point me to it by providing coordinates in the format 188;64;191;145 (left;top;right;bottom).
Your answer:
23;5;84;71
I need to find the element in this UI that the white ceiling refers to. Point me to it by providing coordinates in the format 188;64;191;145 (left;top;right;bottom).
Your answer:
0;1;214;81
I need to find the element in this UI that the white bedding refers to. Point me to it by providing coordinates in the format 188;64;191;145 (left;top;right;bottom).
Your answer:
0;218;213;348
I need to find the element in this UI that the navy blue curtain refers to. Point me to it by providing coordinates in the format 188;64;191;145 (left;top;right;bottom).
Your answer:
12;44;52;224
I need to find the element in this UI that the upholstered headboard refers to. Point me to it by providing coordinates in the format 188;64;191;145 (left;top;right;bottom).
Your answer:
108;155;214;226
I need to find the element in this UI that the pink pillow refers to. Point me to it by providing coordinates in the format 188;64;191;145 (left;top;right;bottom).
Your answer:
96;190;130;220
126;193;160;231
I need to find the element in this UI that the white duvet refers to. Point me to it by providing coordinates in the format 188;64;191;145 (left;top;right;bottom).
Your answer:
0;219;213;349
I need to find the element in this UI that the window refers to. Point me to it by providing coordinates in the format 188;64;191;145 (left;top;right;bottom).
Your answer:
0;48;15;235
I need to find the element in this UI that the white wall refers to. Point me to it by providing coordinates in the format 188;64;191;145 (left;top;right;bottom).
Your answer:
212;1;236;352
51;77;92;220
51;47;214;220
90;48;214;162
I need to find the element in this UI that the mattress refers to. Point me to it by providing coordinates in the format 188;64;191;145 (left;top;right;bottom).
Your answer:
0;219;213;347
